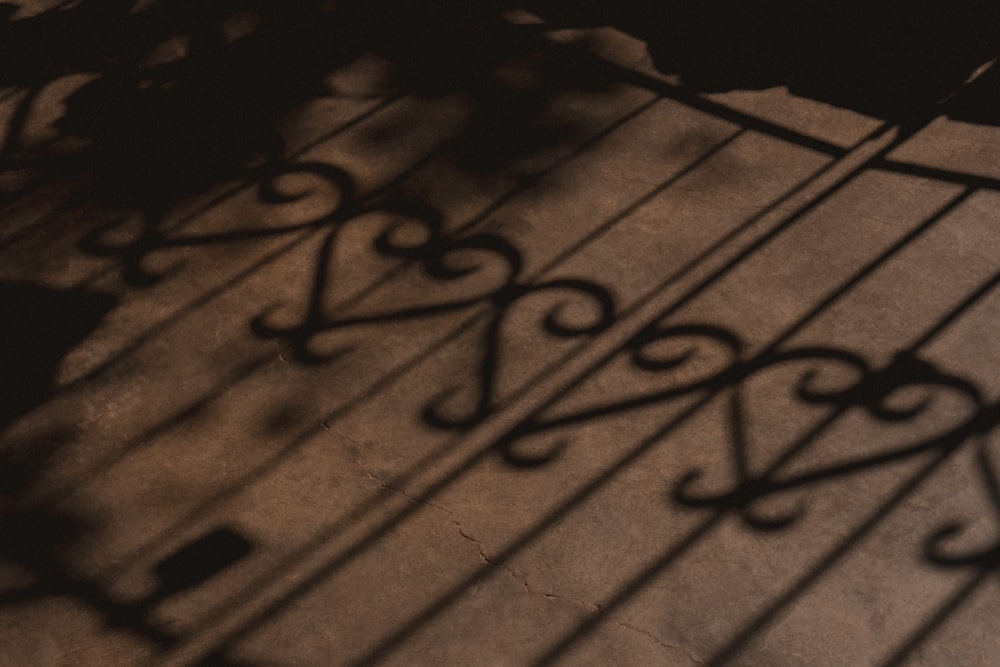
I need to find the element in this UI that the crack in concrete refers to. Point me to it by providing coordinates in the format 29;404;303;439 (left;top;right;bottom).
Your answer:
611;617;706;665
322;421;452;513
321;423;701;664
451;522;704;665
452;521;532;594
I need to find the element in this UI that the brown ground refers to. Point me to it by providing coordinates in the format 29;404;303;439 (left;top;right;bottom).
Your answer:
3;2;1000;665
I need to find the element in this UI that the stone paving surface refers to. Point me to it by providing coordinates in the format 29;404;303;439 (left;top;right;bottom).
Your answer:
3;1;1000;665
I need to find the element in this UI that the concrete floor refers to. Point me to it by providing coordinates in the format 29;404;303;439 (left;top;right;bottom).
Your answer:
3;2;1000;665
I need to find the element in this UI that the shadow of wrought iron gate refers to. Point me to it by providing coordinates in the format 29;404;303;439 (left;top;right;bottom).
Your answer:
2;4;1000;666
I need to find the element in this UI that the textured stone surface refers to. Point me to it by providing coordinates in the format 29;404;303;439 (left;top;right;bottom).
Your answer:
3;2;1000;665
